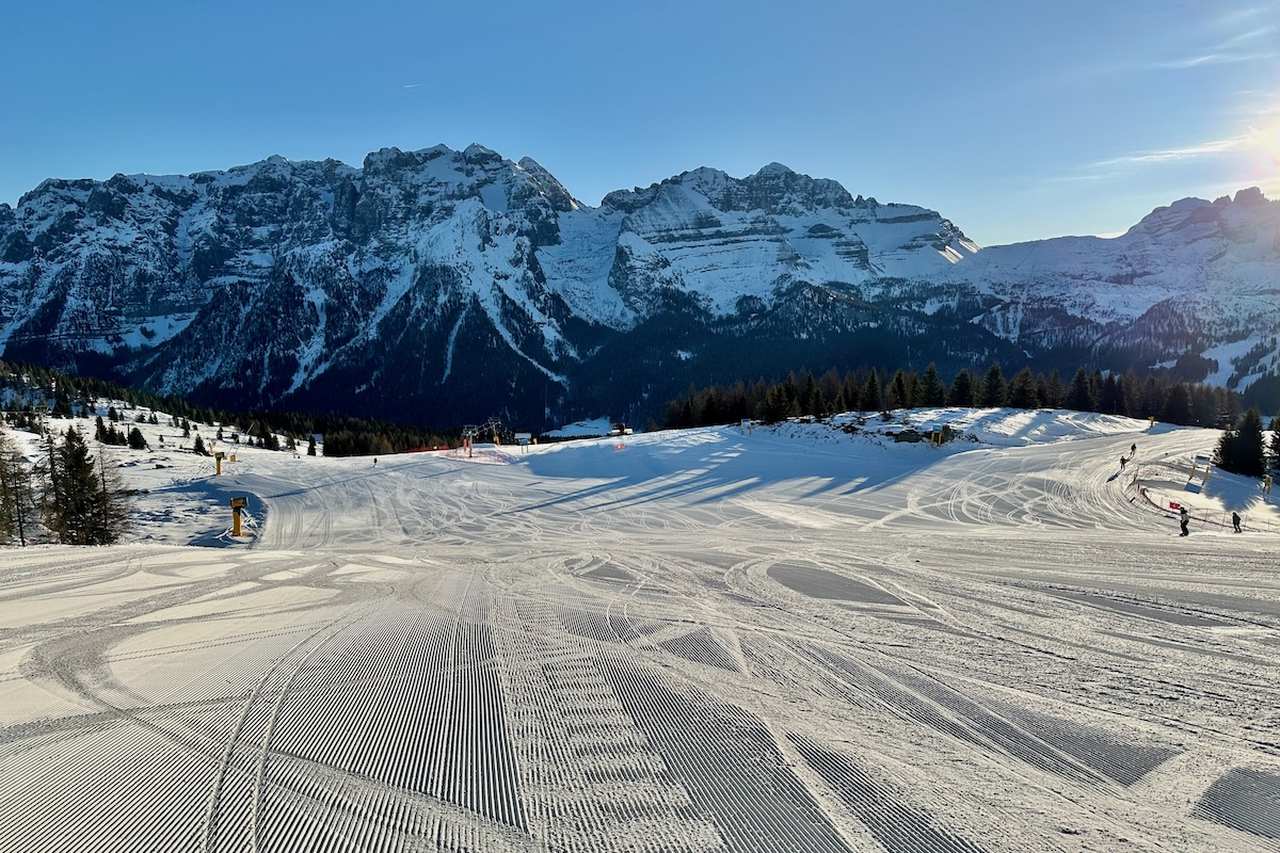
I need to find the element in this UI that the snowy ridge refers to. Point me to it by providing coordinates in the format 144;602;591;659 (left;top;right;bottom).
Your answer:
943;188;1280;390
0;145;1276;423
0;146;979;424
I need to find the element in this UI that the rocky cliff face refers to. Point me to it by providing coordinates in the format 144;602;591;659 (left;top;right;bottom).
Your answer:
0;143;1274;426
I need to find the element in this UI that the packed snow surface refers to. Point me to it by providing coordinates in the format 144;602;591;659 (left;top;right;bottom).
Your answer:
2;408;1279;851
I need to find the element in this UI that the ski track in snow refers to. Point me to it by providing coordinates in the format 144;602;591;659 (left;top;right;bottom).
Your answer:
2;416;1280;851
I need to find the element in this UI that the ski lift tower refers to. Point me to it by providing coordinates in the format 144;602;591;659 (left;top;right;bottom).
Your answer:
481;416;508;445
460;425;479;458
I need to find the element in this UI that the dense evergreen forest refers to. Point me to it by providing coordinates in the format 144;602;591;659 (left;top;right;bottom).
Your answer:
664;363;1246;430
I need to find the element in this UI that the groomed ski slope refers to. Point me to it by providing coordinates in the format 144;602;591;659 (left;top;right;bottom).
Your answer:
2;409;1279;852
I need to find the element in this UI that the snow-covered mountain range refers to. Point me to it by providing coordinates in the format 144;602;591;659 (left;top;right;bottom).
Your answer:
0;143;1275;426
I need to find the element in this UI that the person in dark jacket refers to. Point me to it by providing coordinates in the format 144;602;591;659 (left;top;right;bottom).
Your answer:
1233;511;1242;533
1179;506;1190;536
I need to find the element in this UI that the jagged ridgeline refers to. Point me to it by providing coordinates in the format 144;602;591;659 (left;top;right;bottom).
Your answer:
1;143;1277;428
0;361;454;456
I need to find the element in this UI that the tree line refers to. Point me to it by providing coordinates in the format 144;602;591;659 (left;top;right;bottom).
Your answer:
665;363;1246;430
0;361;456;458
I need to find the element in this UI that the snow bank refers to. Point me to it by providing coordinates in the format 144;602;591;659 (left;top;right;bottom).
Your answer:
543;417;614;439
816;407;1150;448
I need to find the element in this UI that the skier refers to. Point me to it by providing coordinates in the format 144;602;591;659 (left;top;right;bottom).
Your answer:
1179;506;1189;537
1120;455;1127;470
1130;442;1136;456
373;457;378;467
1232;511;1242;534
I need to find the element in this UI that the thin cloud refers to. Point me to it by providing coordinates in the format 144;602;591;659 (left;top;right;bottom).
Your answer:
1153;50;1278;69
1216;24;1278;47
1093;134;1253;167
1236;102;1280;117
401;82;423;89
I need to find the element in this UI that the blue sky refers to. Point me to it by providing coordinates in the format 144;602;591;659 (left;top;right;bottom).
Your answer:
2;1;1277;245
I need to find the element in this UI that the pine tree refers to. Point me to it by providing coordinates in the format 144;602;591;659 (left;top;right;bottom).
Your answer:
1139;377;1163;419
887;370;911;410
919;363;946;407
981;364;1007;408
1268;417;1280;474
1215;425;1237;472
1098;375;1125;415
798;373;819;416
41;427;125;545
94;455;128;544
1191;387;1217;427
761;385;793;423
1035;375;1051;409
841;373;861;413
1220;390;1243;428
1161;384;1192;426
1008;368;1038;408
0;432;34;546
948;370;975;407
1044;371;1065;408
1065;368;1096;412
193;434;207;456
1087;371;1104;412
307;435;317;457
94;416;109;443
1233;409;1266;477
860;370;884;412
127;427;148;450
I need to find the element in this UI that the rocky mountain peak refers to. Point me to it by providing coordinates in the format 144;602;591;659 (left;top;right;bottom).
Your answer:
1234;186;1266;206
1;144;1275;423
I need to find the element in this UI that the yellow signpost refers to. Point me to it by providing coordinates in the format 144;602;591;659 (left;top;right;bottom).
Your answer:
230;496;247;537
214;451;225;476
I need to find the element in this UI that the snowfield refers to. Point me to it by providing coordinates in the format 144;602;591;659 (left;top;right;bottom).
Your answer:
2;409;1279;851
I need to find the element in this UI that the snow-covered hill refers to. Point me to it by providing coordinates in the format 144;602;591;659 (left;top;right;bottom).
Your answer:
1;144;1275;425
